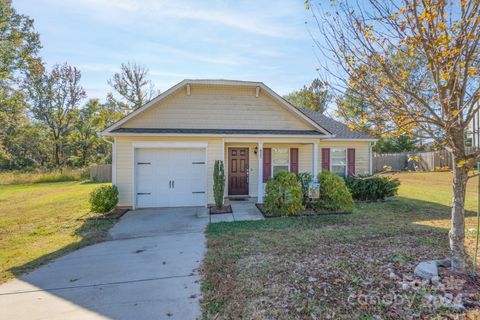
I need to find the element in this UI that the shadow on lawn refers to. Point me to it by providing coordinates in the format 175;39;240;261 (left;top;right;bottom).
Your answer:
207;196;476;240
202;197;480;320
391;196;477;221
8;216;117;278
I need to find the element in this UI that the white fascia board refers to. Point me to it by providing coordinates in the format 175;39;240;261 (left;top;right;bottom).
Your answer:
105;132;334;139
322;138;378;142
102;80;188;134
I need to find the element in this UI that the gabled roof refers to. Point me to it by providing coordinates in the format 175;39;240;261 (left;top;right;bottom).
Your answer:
102;79;375;141
102;79;332;136
299;108;375;140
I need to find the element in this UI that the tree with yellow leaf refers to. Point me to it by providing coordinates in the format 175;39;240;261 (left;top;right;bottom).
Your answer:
307;0;480;273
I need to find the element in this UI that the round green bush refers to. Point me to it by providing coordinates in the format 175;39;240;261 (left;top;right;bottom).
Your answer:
316;171;354;213
89;185;119;213
264;171;304;217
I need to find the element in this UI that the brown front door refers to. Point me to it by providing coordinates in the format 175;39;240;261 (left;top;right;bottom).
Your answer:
228;148;249;195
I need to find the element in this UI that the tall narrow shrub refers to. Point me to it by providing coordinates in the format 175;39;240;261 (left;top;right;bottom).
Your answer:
213;160;225;208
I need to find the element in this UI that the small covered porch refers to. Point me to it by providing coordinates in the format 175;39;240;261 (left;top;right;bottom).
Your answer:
221;137;321;203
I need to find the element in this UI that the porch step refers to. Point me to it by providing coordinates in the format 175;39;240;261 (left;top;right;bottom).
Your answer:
225;197;257;204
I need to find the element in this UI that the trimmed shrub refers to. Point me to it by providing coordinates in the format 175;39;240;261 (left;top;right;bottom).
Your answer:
316;171;354;213
264;171;304;217
213;160;225;208
89;185;119;213
297;172;313;204
346;175;400;201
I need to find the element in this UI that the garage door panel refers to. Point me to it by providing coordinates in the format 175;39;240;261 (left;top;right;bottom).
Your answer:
135;147;206;208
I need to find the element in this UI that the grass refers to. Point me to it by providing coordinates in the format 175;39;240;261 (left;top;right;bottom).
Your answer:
0;168;89;185
201;171;480;319
0;181;117;284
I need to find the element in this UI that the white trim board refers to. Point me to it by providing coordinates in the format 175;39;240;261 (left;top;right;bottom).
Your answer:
105;132;333;139
323;138;378;142
132;141;208;148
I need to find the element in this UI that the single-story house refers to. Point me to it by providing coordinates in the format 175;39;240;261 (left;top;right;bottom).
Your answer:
102;79;375;209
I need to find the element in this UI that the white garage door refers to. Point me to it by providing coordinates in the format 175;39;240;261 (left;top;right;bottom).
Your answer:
135;148;206;208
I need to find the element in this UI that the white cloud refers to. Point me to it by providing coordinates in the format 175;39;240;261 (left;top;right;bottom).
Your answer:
147;44;250;66
76;63;119;72
21;0;317;99
47;0;303;38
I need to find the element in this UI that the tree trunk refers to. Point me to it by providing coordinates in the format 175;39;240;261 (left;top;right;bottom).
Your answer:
54;141;60;166
449;158;468;273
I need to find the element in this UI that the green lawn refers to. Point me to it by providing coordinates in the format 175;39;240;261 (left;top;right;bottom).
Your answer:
201;172;480;319
0;181;117;284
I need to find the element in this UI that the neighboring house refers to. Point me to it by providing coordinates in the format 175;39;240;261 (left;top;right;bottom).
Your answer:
102;79;376;209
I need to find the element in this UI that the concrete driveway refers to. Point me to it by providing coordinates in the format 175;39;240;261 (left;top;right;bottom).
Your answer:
0;207;209;320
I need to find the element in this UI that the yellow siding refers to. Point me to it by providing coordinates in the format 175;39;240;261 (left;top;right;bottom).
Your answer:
298;144;313;173
262;143;314;175
258;141;370;186
121;84;314;131
224;142;317;197
319;140;371;175
115;136;371;207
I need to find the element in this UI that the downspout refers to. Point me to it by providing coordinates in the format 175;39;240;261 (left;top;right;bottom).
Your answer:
102;136;116;185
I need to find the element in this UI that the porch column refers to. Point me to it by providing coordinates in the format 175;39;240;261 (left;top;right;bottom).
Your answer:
312;143;319;181
112;138;117;186
257;142;264;203
221;139;226;197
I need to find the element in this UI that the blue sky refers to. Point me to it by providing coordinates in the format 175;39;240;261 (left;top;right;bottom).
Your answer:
14;0;323;101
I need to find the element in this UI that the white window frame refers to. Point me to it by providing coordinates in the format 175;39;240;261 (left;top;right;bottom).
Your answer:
271;147;290;177
330;148;347;177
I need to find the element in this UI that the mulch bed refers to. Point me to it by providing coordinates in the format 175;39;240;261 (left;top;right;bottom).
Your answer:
255;203;351;218
98;208;129;219
209;205;233;215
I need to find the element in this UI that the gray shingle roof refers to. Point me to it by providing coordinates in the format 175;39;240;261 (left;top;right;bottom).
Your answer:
112;128;325;135
298;108;374;140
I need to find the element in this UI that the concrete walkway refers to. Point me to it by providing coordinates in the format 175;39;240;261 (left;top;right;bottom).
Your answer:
0;208;208;320
210;202;264;223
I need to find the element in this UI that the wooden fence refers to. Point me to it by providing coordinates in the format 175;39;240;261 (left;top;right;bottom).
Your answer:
373;148;475;173
90;164;112;182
